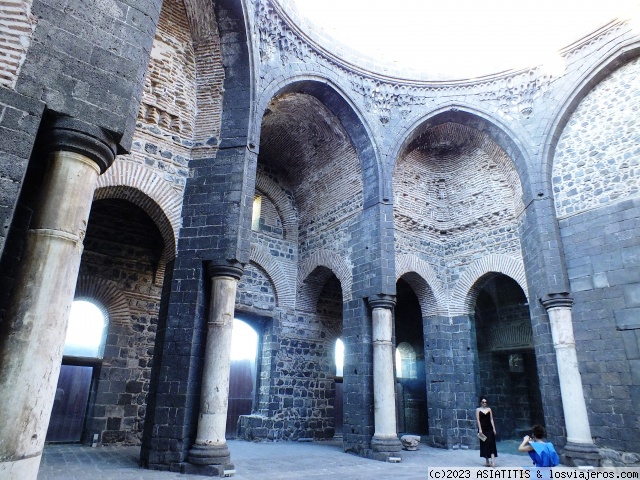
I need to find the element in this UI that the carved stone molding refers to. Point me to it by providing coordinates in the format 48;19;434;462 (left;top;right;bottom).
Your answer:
254;0;633;124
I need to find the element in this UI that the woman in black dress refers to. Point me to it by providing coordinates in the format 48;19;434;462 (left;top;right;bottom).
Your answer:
476;396;497;467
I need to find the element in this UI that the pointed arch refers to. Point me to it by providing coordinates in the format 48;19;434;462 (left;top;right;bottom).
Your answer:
390;104;534;203
255;172;298;242
96;160;180;258
249;243;296;309
395;253;447;316
542;39;640;188
257;75;385;205
298;250;352;303
450;254;528;316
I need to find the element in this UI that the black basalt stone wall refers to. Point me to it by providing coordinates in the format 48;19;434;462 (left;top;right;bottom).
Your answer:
0;89;44;313
518;196;567;445
16;0;161;149
0;0;160;316
559;199;640;454
342;298;374;456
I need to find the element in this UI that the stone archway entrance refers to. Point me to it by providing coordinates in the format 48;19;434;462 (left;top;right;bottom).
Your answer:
473;274;544;439
395;279;428;436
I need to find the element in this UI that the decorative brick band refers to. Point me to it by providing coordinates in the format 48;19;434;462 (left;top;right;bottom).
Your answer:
297;249;353;303
74;275;131;328
96;159;181;258
0;0;35;88
449;254;528;316
250;243;296;309
395;253;447;316
255;173;298;242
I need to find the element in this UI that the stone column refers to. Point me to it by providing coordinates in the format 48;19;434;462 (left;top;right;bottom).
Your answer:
541;293;600;466
369;295;402;460
186;264;242;476
0;117;116;480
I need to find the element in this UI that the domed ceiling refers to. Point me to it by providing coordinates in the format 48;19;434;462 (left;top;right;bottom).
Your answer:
280;0;638;79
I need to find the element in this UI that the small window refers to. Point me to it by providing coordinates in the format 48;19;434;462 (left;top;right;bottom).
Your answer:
335;338;344;378
63;300;108;359
251;195;262;231
395;342;417;379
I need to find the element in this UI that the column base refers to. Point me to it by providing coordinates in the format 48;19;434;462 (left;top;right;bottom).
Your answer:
0;455;42;480
369;435;402;462
561;442;601;467
187;443;231;466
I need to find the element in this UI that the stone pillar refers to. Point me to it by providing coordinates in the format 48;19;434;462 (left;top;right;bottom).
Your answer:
0;117;116;480
185;264;242;477
369;295;402;461
541;293;600;466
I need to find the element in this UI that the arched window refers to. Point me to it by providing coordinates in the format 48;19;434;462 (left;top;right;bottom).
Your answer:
335;338;344;378
395;342;417;379
63;300;108;359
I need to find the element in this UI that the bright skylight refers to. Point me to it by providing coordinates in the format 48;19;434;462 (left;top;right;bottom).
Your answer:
287;0;639;78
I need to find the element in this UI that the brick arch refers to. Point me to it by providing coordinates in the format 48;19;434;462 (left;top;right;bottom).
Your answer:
256;75;384;205
298;250;353;304
96;160;180;258
450;254;528;316
255;172;298;243
390;104;533;203
74;275;130;328
249;243;296;309
395;253;447;317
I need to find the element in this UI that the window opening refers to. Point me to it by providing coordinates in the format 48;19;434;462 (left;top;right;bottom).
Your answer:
63;300;108;359
335;338;344;378
251;195;262;231
395;342;417;379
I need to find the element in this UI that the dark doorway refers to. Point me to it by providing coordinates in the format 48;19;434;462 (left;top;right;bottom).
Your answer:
46;365;94;443
395;279;428;435
474;274;544;438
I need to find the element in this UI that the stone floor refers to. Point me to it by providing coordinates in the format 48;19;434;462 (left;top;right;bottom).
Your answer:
39;438;534;479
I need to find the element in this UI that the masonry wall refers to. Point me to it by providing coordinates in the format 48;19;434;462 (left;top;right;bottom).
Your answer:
394;123;524;289
79;199;164;445
554;55;640;454
0;0;160;315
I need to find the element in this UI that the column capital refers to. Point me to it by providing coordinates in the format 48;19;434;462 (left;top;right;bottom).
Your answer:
368;293;396;310
42;116;118;174
540;292;573;310
205;260;244;280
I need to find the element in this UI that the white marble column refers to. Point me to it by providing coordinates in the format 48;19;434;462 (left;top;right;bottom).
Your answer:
541;293;600;466
187;264;242;473
369;295;402;457
0;118;116;480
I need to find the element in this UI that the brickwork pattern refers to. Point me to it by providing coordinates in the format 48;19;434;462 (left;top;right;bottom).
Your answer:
0;0;35;88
